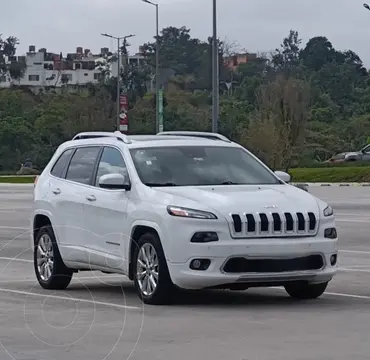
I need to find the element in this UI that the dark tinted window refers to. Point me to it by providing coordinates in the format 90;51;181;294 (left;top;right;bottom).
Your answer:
95;147;128;186
50;148;74;178
130;146;280;186
65;147;101;185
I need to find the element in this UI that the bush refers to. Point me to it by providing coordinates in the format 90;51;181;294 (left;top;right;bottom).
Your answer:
289;167;370;182
16;167;41;175
0;176;36;183
292;161;370;168
2;167;370;183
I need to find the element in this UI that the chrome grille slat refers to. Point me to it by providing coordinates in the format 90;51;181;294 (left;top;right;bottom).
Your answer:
229;211;318;238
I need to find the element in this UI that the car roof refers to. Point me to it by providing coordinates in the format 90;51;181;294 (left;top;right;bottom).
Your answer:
58;133;240;153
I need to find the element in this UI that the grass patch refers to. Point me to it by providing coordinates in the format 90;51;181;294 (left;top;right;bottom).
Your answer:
289;167;370;182
1;167;370;183
0;176;36;183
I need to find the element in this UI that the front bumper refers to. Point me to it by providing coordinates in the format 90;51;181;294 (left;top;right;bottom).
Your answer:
167;237;338;290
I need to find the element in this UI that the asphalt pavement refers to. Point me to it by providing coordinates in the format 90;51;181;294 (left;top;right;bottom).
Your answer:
0;184;370;360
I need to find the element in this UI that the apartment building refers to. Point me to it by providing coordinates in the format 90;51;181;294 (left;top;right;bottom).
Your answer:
0;45;146;90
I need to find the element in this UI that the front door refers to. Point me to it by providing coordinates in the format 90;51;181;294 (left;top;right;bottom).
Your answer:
82;146;130;272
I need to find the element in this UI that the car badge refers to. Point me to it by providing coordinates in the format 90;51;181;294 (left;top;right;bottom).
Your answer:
264;205;278;208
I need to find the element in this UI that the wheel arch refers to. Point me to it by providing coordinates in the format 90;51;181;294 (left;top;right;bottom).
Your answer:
33;211;55;246
128;221;165;280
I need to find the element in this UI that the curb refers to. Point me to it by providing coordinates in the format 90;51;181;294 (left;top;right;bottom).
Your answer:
0;183;34;187
0;182;369;188
292;183;370;187
0;175;36;177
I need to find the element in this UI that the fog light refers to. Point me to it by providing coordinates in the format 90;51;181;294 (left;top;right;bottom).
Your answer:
190;232;218;243
330;254;337;266
324;228;337;239
192;259;201;268
190;259;211;271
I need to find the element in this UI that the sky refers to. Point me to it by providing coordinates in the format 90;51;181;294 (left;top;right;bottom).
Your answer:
3;0;370;65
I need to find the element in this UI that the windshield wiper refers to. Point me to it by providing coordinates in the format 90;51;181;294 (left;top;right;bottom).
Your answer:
144;182;177;187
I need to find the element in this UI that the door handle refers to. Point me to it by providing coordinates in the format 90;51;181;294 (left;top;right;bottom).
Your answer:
86;195;96;202
52;188;61;195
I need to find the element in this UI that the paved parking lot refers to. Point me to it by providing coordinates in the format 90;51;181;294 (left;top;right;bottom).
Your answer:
0;184;370;360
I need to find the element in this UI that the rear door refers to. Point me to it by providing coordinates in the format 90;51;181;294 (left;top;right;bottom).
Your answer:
61;146;102;264
47;147;75;252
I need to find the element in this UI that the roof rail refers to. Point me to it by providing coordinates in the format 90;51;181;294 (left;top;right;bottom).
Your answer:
157;131;230;142
72;131;131;144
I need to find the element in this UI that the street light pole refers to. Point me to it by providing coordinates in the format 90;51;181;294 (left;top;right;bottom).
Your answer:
212;0;219;133
101;33;135;131
116;36;120;131
142;0;160;133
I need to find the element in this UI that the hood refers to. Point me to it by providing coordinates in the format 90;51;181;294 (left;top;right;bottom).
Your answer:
155;184;321;219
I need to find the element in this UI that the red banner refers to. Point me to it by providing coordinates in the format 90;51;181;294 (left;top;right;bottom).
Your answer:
119;94;128;133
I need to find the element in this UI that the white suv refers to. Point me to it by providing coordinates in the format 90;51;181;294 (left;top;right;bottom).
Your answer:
31;131;338;305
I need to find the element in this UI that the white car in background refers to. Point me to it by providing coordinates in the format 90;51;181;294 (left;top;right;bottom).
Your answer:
31;131;338;305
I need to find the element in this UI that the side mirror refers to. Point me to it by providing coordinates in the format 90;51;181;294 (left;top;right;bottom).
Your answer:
98;173;130;190
274;171;291;183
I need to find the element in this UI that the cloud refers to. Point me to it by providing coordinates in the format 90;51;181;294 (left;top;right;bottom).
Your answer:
2;0;370;65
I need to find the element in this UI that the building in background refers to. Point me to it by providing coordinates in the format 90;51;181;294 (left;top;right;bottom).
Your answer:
0;45;146;91
224;52;257;71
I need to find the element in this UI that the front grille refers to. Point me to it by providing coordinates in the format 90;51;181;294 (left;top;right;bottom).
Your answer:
222;255;324;273
230;211;318;238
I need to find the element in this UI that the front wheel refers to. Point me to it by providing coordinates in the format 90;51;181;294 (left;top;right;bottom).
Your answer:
133;232;175;305
34;225;73;290
284;281;329;300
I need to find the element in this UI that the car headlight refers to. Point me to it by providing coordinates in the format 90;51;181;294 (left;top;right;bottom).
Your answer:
167;206;217;219
323;205;334;217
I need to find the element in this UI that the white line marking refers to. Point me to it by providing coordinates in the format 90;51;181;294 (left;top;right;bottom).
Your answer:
0;207;32;210
0;257;32;263
0;288;140;310
0;226;29;230
0;275;123;283
334;213;370;216
339;268;370;273
336;219;370;223
339;265;370;268
272;287;370;300
324;292;370;300
339;249;370;254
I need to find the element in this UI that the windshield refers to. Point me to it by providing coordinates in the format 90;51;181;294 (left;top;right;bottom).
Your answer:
129;146;280;186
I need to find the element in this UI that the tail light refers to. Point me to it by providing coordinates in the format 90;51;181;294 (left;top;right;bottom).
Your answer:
34;175;39;187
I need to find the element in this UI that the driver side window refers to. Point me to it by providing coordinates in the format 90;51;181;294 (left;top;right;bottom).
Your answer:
94;147;128;187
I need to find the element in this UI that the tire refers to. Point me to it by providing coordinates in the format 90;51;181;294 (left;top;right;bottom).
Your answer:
284;281;328;300
133;232;175;305
34;225;73;290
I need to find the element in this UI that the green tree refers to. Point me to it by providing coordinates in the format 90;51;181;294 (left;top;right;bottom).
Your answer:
0;35;27;82
142;26;206;75
247;76;310;170
95;40;151;107
271;30;302;73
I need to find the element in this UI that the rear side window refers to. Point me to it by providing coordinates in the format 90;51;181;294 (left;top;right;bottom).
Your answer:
50;148;74;178
65;146;101;185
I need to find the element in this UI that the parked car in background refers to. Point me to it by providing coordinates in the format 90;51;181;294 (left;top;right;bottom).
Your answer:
326;144;370;163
